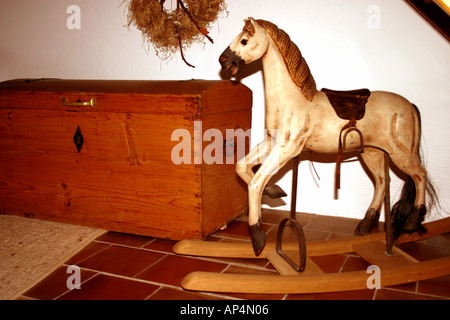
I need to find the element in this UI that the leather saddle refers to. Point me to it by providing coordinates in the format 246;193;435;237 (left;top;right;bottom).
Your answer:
321;88;371;194
321;88;370;121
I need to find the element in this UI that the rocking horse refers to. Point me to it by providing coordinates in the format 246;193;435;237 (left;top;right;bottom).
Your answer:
174;18;450;294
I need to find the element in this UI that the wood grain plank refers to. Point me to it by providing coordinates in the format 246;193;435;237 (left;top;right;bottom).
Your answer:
352;241;418;268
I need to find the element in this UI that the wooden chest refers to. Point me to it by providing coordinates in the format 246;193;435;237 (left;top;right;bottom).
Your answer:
0;79;252;240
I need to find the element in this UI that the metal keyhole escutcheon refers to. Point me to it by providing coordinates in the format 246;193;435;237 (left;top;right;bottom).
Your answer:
73;126;84;153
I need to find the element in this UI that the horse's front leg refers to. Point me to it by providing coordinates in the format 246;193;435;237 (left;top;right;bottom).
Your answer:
236;139;288;199
248;141;306;255
236;140;268;185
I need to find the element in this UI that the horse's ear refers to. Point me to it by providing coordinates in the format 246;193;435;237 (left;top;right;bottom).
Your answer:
243;18;256;36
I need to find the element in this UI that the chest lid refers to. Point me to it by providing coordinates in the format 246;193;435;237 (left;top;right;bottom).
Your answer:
0;78;252;116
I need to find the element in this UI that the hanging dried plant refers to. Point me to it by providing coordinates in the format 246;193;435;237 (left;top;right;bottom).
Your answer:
127;0;227;67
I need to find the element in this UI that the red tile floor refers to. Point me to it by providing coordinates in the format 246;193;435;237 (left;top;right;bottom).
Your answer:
19;209;450;300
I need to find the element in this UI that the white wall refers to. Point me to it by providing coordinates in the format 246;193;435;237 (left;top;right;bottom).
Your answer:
1;0;449;222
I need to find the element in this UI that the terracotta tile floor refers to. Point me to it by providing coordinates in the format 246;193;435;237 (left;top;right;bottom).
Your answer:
19;209;450;300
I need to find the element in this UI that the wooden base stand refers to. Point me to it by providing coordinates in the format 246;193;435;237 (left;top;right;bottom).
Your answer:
174;217;450;294
173;153;450;294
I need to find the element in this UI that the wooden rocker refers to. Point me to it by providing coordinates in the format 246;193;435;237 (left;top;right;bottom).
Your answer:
174;225;450;294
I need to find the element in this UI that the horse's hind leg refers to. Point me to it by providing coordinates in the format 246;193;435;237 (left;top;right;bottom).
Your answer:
354;148;387;235
388;151;427;235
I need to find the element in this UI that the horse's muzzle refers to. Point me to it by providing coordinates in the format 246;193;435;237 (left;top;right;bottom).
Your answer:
219;47;244;77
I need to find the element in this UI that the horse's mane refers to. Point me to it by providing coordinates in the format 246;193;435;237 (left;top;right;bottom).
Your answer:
244;19;317;101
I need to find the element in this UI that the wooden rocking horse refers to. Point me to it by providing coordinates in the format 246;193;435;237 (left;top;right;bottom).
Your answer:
174;18;450;294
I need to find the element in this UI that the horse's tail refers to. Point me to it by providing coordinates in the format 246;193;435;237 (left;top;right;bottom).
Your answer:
391;104;439;239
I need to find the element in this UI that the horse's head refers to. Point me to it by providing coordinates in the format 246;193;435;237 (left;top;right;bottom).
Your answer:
219;18;269;77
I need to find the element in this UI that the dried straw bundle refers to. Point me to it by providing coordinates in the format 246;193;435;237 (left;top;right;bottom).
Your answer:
127;0;226;66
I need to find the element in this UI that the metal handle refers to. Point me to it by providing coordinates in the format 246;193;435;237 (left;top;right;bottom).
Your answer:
61;97;96;108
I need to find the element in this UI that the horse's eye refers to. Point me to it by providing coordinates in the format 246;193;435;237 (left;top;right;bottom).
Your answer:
241;39;248;45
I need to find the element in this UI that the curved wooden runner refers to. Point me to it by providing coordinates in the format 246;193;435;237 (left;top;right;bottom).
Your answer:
182;256;450;294
174;217;450;294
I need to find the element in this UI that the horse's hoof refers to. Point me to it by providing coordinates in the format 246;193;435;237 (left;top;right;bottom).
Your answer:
248;223;266;256
354;209;379;236
263;185;287;199
404;205;426;232
354;220;372;236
